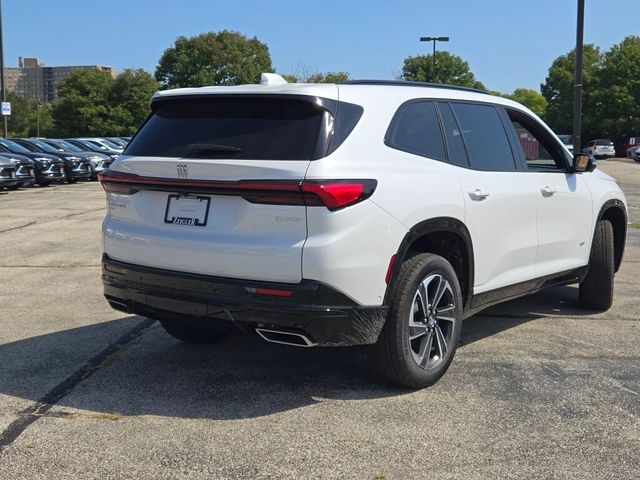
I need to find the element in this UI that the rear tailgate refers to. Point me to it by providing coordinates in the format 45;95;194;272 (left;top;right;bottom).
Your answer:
102;93;337;283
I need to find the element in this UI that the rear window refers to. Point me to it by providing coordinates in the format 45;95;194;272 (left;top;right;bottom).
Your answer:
126;96;332;160
596;140;613;146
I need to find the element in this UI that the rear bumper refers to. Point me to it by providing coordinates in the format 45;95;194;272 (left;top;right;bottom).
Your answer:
102;255;387;347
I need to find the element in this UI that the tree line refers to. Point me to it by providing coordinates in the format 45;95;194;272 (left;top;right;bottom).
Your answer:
7;30;640;147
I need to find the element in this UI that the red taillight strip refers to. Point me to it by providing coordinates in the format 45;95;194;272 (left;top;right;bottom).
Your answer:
99;170;377;211
98;169;301;193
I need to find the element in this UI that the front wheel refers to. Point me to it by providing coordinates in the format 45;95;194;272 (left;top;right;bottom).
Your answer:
371;253;463;388
579;220;614;310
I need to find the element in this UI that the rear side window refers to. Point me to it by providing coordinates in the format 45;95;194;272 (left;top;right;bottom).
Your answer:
385;101;446;161
451;103;516;171
126;96;332;160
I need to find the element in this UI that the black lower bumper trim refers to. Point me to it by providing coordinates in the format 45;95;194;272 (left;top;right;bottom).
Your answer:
102;255;388;347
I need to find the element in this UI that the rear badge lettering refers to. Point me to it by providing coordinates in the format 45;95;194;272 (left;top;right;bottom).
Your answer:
171;217;198;226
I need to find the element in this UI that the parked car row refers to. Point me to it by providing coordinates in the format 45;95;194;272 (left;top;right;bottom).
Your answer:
556;135;640;161
0;137;129;191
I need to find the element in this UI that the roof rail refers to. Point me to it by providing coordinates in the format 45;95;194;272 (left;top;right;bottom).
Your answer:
340;79;488;95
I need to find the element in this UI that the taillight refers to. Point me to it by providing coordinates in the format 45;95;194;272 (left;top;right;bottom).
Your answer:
301;180;377;211
98;170;376;210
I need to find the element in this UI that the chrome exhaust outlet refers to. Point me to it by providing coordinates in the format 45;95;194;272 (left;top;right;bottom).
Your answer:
255;328;317;348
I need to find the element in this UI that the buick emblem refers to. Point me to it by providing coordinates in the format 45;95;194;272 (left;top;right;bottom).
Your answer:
176;163;188;179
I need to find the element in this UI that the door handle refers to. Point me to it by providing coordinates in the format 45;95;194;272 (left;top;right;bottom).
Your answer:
468;188;490;201
540;186;557;196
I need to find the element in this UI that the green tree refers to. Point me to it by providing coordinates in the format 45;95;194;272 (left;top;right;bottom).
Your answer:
108;69;159;135
594;36;640;144
541;44;602;138
282;71;349;83
5;91;34;137
504;88;548;117
401;52;485;89
52;69;115;136
155;30;273;88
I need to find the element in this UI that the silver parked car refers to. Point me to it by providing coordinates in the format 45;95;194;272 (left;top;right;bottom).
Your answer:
583;139;615;159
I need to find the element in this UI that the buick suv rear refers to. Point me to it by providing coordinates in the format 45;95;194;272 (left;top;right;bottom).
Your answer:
101;75;627;388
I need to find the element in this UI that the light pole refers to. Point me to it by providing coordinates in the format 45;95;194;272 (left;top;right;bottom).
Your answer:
0;0;7;138
419;36;449;83
573;0;585;153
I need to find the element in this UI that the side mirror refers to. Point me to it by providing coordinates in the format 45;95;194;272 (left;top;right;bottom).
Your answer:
573;153;597;173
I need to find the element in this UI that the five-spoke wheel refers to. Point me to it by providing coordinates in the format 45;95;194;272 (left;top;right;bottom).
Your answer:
372;253;463;388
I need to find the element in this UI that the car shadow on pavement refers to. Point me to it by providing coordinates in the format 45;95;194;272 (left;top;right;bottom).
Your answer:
0;285;601;421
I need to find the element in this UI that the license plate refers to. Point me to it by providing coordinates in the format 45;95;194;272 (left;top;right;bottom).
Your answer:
164;195;210;227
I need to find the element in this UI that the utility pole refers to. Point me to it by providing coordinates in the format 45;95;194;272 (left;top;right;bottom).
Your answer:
420;36;450;83
573;0;585;153
35;63;40;137
0;0;7;138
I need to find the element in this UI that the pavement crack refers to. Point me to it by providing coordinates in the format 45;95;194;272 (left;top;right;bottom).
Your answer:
0;318;156;456
0;207;105;235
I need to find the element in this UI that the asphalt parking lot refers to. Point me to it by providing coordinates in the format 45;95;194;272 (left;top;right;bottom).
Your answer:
0;160;638;479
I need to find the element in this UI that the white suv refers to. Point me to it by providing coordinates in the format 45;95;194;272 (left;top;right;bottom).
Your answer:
100;75;627;388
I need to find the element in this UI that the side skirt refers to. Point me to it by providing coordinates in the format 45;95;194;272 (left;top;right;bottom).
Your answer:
463;266;588;319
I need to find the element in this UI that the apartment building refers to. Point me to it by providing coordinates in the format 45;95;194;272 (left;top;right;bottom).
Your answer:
4;57;116;102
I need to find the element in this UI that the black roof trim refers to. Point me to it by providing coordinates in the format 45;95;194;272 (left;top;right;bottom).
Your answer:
340;80;488;95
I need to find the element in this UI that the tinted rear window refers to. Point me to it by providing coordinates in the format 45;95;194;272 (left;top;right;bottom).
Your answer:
595;140;613;146
386;101;446;161
126;97;330;160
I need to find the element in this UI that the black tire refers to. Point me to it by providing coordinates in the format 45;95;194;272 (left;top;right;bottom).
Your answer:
371;253;463;388
38;181;51;187
6;185;19;190
159;319;226;344
579;220;614;310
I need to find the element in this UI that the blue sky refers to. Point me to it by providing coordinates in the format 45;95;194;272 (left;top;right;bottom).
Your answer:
4;0;640;93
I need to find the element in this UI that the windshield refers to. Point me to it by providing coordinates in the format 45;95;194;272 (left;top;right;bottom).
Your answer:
0;139;31;154
29;139;62;154
87;140;109;150
46;139;82;152
100;139;123;149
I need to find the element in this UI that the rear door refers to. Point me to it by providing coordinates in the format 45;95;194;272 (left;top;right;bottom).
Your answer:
103;94;336;283
439;101;539;294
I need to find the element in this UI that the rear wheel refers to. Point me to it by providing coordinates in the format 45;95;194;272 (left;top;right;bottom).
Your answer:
579;220;615;310
159;319;227;344
371;253;463;388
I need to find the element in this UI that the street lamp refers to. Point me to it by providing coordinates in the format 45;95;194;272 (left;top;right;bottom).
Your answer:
419;36;450;83
573;0;585;153
0;0;7;138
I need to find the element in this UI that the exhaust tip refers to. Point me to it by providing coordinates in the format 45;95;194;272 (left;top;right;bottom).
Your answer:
255;328;317;348
107;299;130;313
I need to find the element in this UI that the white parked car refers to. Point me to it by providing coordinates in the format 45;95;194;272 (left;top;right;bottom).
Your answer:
583;139;616;159
99;75;628;388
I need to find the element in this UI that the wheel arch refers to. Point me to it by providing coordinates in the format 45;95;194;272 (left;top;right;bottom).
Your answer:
384;217;474;310
597;199;627;272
